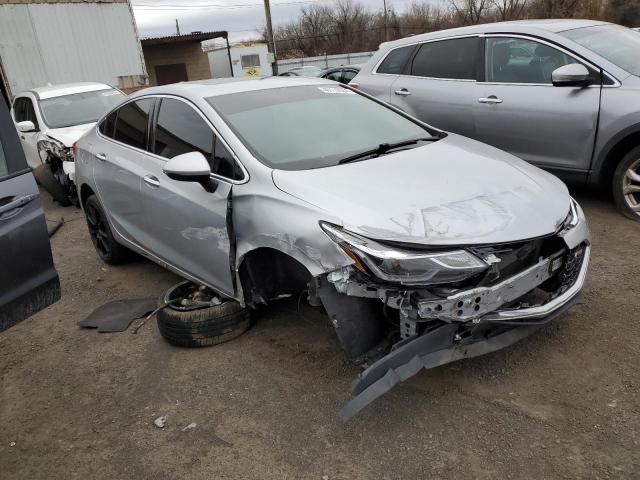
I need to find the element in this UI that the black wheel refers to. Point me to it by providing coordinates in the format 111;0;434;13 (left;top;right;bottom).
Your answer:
613;145;640;221
84;195;131;264
157;281;250;348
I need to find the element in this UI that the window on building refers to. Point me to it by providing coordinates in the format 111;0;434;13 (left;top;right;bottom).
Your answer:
241;54;260;69
410;37;478;80
113;99;153;150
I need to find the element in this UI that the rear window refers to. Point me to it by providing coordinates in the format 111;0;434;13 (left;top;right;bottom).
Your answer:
207;85;434;170
113;99;153;151
411;37;478;80
377;45;416;74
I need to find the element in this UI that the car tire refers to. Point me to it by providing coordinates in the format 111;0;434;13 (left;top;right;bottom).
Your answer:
613;146;640;221
157;286;250;348
84;195;131;264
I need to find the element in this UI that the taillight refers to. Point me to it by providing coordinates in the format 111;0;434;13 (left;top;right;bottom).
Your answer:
72;142;78;158
348;82;360;89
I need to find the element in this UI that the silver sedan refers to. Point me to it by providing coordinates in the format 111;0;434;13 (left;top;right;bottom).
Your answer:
75;77;590;418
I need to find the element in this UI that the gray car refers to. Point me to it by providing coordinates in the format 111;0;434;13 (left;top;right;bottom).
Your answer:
75;77;590;418
351;20;640;220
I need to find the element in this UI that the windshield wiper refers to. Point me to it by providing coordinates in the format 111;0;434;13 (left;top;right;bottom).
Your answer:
338;137;440;165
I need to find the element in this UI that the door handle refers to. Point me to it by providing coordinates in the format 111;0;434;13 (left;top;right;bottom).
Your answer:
143;175;160;188
394;88;412;97
0;194;37;218
95;152;107;161
478;96;503;104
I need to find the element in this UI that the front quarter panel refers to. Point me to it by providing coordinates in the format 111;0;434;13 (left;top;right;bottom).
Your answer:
233;168;351;278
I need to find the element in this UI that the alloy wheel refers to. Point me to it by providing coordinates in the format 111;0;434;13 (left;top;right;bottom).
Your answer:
85;203;111;259
623;158;640;217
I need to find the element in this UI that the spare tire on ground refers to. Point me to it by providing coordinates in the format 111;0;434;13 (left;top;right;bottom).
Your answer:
157;281;250;348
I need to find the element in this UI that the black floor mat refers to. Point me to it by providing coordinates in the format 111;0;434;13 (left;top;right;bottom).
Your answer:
78;298;158;332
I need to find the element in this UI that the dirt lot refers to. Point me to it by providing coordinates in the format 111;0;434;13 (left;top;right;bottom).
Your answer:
1;188;639;479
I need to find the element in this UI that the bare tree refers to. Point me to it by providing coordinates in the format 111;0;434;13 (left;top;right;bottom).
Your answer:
449;0;489;24
492;0;528;20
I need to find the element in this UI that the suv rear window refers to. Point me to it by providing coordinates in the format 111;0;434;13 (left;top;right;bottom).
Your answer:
377;45;416;74
411;37;478;80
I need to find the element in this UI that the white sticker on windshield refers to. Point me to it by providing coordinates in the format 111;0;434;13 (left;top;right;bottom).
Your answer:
317;87;356;95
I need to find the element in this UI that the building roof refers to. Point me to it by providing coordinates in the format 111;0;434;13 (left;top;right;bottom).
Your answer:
140;31;228;47
27;82;114;100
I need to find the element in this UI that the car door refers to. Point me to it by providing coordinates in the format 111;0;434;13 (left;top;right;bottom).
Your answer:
358;44;418;102
473;35;601;171
12;96;42;169
92;98;156;246
0;97;60;331
389;36;479;137
140;97;242;297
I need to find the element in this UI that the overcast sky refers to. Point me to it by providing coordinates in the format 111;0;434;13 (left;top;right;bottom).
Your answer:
132;0;424;42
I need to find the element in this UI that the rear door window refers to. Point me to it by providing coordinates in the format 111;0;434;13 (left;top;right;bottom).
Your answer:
99;111;117;138
113;99;153;150
377;45;416;74
153;98;242;180
411;37;478;80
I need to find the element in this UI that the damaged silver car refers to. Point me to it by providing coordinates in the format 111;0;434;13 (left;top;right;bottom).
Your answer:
75;77;590;419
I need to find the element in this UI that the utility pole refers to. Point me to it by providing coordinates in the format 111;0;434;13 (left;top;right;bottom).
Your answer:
263;0;279;75
383;0;389;42
175;19;180;36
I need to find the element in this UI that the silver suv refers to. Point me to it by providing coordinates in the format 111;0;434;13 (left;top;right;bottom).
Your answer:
352;20;640;220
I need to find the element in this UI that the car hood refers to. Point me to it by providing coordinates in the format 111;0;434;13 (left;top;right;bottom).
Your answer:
272;134;571;246
46;123;95;147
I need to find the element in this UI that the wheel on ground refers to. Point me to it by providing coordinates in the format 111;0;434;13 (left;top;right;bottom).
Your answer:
613;145;640;221
157;281;250;348
84;194;131;264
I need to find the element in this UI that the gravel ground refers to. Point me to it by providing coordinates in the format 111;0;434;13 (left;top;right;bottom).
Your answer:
1;188;639;480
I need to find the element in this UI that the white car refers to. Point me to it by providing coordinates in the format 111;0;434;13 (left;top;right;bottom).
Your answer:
11;82;125;205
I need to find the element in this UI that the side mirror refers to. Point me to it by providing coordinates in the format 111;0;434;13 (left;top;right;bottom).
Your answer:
163;151;211;182
551;64;592;87
16;120;36;133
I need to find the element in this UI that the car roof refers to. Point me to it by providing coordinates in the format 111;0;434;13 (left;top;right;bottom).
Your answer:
130;76;338;99
381;19;610;48
24;82;115;100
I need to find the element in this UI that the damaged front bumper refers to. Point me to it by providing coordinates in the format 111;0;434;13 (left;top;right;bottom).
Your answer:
320;206;591;421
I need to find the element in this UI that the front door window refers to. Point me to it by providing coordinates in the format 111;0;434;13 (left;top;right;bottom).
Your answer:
485;37;576;84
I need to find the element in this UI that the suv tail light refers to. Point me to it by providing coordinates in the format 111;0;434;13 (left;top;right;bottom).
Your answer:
348;82;360;89
72;142;78;158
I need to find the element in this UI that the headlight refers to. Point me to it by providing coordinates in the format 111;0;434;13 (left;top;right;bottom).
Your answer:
320;222;488;285
560;198;580;231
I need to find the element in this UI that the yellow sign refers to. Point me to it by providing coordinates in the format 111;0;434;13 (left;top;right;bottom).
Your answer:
245;67;260;77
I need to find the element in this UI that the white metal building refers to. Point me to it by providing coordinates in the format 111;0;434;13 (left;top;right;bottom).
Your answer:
0;0;147;104
207;43;272;79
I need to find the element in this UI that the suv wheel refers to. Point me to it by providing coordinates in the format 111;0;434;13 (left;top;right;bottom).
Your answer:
613;146;640;221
